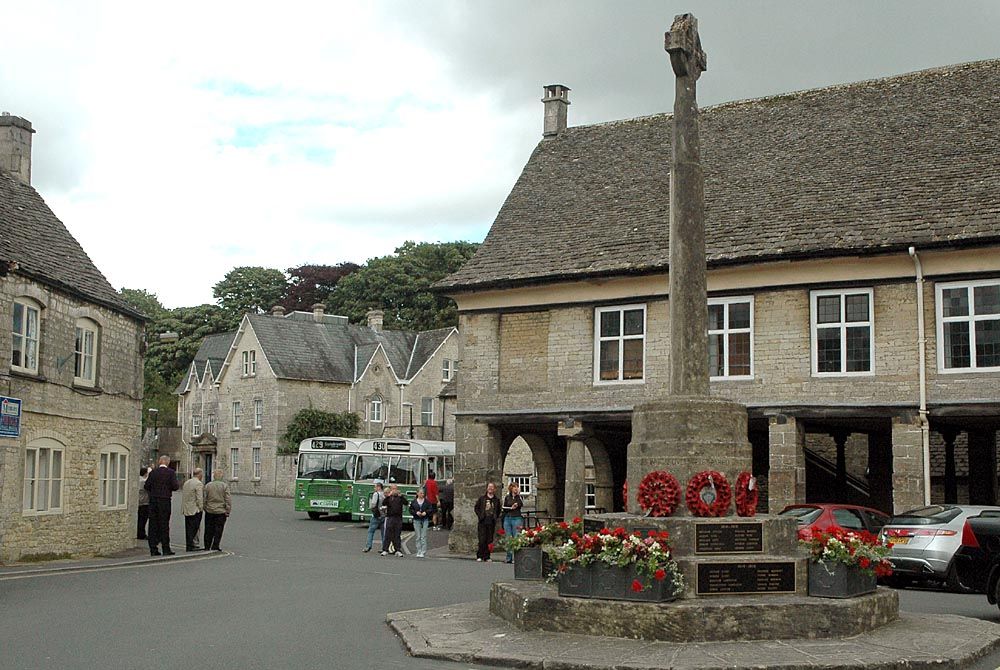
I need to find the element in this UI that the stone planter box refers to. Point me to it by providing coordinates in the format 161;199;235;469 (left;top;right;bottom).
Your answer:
808;560;876;598
557;563;678;602
513;546;554;580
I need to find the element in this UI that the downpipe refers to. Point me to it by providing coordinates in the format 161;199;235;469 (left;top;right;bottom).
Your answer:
908;246;931;506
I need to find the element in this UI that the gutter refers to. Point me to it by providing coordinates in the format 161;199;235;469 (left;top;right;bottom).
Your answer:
908;246;932;506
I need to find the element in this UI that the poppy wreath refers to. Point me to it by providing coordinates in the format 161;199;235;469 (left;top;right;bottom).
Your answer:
685;470;732;517
734;471;758;517
637;470;682;517
622;480;628;508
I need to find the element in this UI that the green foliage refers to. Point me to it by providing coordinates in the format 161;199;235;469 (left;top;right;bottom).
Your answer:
325;241;478;331
280;408;361;453
282;263;360;312
119;288;168;319
212;266;288;326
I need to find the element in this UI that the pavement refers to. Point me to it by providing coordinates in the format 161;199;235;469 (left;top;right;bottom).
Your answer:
0;545;228;580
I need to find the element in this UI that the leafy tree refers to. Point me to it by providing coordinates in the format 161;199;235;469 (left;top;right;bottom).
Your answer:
119;287;168;320
280;408;361;453
212;266;288;325
325;241;478;330
282;263;360;312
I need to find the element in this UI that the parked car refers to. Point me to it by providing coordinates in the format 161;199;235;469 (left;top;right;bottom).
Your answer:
778;503;890;537
880;504;1000;591
953;513;1000;598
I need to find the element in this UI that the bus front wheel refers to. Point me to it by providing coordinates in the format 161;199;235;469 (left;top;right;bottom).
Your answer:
307;511;323;520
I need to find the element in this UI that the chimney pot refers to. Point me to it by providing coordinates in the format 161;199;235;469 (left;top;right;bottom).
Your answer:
271;305;286;317
541;84;571;138
312;303;325;322
366;309;384;332
0;113;35;185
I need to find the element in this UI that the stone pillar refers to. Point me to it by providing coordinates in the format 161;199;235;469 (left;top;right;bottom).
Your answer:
448;417;504;554
941;428;959;504
520;434;558;519
831;430;849;501
559;421;589;521
968;429;998;505
768;414;805;513
891;413;925;513
867;431;893;514
585;438;615;513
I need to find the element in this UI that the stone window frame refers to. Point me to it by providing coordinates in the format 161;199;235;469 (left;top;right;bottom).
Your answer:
98;445;129;511
23;438;65;516
592;303;647;385
708;295;754;381
241;350;257;377
936;278;1000;373
420;397;434;426
368;395;383;423
230;447;240;480
73;317;99;387
207;413;217;436
809;288;875;378
192;412;201;437
252;446;262;480
232;400;242;431
11;297;42;375
253;398;263;429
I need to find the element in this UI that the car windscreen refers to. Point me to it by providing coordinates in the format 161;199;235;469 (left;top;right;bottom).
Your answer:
888;506;961;525
779;507;822;524
298;453;355;479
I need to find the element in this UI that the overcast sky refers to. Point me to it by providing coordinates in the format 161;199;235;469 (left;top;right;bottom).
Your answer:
4;1;998;308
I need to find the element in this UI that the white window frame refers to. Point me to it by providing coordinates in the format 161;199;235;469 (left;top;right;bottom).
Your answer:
242;351;249;376
23;440;64;515
593;304;646;385
250;350;256;375
420;397;434;426
207;413;217;436
230;447;240;480
254;398;263;429
708;296;754;380
368;396;383;423
442;359;454;382
232;401;242;430
74;319;98;386
98;446;129;510
252;446;261;480
192;412;201;437
585;483;597;510
810;288;875;377
11;298;41;375
507;474;532;496
936;278;1000;373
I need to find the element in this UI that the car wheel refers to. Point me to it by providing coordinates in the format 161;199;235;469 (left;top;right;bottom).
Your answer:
944;563;974;594
307;511;323;520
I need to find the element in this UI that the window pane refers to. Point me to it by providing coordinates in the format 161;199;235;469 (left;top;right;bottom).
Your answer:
623;309;644;336
729;302;750;329
358;455;389;481
51;479;61;509
13;302;23;335
99;453;108;506
942;287;969;318
12;332;23;367
845;294;869;323
943;321;971;369
75;328;84;377
708;304;724;331
975;319;1000;368
845;326;871;372
599;341;619;380
24;450;36;509
831;508;865;530
708;333;724;377
816;296;841;324
117;478;126;506
728;332;751;376
599;311;620;338
622;339;643;380
389;457;419;485
816;327;841;373
37;451;50;512
974;285;1000;316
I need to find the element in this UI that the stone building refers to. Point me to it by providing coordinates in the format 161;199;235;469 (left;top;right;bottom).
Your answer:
0;113;145;562
175;307;459;496
439;63;1000;552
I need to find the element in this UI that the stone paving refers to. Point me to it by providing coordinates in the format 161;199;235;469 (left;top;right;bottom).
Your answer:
388;598;1000;669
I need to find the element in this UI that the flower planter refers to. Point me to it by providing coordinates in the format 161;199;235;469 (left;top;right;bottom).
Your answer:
513;546;554;580
808;561;876;598
557;563;678;602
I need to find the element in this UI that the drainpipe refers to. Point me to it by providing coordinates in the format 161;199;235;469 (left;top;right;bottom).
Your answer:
908;246;931;506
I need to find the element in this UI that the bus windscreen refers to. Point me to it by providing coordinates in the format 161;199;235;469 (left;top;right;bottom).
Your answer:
299;453;355;479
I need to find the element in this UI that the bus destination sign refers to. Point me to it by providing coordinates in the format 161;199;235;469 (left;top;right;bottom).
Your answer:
372;441;411;452
313;439;346;450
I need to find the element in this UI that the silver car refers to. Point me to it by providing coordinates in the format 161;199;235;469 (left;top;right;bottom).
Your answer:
880;504;1000;591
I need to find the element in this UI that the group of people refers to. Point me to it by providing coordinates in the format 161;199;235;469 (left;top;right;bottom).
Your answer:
474;481;524;562
363;472;454;557
137;455;233;555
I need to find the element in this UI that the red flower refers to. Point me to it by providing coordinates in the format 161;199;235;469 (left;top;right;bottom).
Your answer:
631;579;643;593
572;517;582;524
600;527;611;535
654;568;666;582
632;531;642;538
488;543;494;552
648;530;657;537
859;557;871;569
659;531;670;539
559;522;569;530
497;528;505;536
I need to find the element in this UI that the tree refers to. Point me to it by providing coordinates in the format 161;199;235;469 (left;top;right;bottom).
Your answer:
280;408;361;453
119;287;168;320
325;241;478;331
212;266;288;325
282;263;360;312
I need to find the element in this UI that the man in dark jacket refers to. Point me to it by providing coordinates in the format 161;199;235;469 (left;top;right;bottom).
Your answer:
439;479;455;530
474;482;499;561
380;484;406;557
144;455;180;555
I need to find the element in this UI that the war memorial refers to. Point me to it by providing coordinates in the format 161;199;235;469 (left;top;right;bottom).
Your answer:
389;15;1000;670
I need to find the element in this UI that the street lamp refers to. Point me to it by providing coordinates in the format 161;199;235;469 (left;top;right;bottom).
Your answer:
401;402;414;439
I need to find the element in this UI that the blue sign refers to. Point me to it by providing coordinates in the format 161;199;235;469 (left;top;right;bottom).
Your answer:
1;396;22;438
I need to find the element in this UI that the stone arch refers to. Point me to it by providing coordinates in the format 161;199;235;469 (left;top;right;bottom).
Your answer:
501;433;558;519
584;437;614;512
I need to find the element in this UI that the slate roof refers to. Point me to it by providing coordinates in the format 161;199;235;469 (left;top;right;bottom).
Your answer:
0;171;141;318
175;331;237;394
245;314;455;384
439;60;1000;292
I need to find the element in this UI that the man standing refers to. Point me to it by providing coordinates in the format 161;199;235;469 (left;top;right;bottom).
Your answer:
439;478;455;530
144;455;179;556
182;468;205;551
203;469;232;551
474;482;499;561
380;484;405;557
363;480;385;553
136;467;150;540
424;471;440;529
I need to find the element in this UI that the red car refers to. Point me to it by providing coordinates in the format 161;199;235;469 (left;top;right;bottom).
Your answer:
779;503;891;538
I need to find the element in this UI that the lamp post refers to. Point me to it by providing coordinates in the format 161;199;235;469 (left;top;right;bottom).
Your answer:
147;407;159;466
401;402;414;439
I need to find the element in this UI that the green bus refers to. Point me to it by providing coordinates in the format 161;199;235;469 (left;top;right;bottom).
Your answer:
295;436;455;521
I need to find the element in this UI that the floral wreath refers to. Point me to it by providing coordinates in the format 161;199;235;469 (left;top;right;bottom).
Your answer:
735;471;758;517
622;480;628;508
637;470;682;517
685;470;732;517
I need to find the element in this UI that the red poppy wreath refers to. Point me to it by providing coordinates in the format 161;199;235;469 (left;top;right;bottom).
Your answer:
735;471;758;517
637;470;682;517
685;470;732;517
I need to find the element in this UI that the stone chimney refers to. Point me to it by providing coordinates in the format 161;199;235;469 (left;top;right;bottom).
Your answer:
541;84;570;138
271;305;285;317
312;303;325;322
366;309;384;332
0;113;35;185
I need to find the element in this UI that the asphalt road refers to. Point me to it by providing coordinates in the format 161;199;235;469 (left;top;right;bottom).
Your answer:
2;495;999;670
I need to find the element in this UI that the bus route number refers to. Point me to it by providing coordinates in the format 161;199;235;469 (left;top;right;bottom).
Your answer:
372;441;386;451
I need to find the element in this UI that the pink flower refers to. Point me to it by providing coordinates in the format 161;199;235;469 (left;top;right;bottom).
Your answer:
631;579;643;592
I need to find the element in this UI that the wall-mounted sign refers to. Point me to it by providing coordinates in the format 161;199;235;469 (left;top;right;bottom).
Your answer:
1;396;22;438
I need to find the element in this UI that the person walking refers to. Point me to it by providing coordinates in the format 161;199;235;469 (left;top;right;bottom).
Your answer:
136;467;150;540
182;468;205;551
363;480;385;553
474;482;499;562
501;481;525;563
409;488;433;557
144;455;179;556
380;484;405;557
203;469;232;551
424;471;440;529
439;478;455;530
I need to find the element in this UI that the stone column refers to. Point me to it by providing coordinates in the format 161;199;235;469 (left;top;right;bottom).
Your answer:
831;430;849;501
559;421;589;521
968;429;998;505
941;428;959;504
448;417;504;554
867;431;893;514
768;414;805;513
891;412;925;513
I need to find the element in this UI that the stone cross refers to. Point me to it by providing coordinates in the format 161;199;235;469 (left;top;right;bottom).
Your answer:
664;13;709;397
